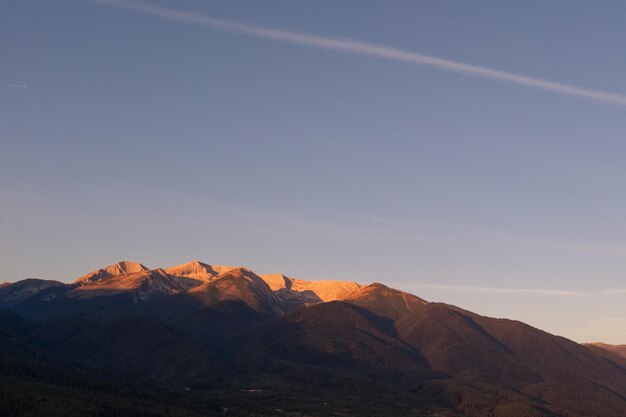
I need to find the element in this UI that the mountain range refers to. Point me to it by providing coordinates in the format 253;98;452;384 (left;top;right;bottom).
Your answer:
0;260;625;417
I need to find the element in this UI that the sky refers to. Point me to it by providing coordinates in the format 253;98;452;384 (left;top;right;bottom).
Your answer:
1;0;626;344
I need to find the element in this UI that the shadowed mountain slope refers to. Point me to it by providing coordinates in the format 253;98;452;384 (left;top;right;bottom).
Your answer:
26;315;223;385
232;301;433;377
0;279;65;308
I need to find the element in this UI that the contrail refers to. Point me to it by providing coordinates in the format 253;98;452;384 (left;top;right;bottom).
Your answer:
87;0;626;107
1;84;27;88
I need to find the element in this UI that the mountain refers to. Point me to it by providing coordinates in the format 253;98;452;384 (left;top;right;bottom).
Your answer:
0;259;625;417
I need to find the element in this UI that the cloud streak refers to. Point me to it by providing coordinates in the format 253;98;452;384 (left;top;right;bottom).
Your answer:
87;0;626;107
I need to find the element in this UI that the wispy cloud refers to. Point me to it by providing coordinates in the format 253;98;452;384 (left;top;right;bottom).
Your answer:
411;283;626;297
599;288;626;295
573;317;626;344
479;232;626;258
87;0;626;107
352;214;626;258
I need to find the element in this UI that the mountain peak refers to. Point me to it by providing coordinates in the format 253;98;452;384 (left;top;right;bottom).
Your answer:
165;260;212;274
164;260;236;282
74;261;149;285
104;261;149;276
221;266;253;277
342;282;427;320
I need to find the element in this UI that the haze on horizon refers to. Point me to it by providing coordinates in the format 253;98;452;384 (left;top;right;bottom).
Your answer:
1;0;626;344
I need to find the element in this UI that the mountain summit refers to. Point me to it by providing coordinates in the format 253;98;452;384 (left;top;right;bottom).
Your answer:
74;260;149;285
164;260;236;282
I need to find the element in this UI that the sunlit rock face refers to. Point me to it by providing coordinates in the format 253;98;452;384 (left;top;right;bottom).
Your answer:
71;260;240;302
164;260;237;282
72;269;202;301
259;273;362;311
74;260;149;285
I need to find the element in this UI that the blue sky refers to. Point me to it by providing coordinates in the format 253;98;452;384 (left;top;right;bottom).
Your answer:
2;0;626;343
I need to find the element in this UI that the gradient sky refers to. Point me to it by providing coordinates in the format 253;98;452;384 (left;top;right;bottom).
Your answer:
2;0;626;344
